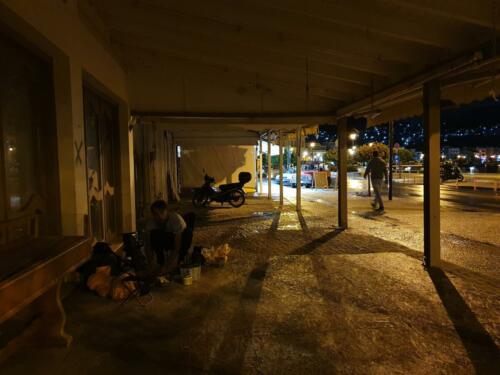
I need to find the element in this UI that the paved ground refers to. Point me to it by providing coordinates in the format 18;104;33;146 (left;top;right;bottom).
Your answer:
1;190;499;374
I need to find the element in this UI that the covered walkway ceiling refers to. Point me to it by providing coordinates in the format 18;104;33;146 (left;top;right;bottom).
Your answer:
82;0;500;124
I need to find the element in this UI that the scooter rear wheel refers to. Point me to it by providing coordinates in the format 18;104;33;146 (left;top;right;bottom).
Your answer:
229;190;245;207
192;192;208;207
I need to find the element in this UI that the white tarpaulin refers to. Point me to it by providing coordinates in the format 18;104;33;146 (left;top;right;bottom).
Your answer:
180;145;257;191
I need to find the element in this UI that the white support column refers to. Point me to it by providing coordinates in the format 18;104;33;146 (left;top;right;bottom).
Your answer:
337;118;348;228
279;130;284;206
259;139;263;195
423;80;441;268
267;136;272;199
296;126;302;211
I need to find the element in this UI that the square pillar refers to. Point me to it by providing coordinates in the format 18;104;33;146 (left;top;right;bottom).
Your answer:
259;139;263;195
388;120;394;201
267;136;272;199
423;80;441;268
279;130;284;205
296;126;302;211
337;118;348;228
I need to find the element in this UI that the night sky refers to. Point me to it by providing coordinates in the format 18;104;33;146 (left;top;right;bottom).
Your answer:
317;98;500;149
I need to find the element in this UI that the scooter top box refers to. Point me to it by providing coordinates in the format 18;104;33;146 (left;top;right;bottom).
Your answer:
238;172;252;184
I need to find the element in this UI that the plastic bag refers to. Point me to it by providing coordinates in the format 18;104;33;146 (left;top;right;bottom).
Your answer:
87;266;112;297
201;243;231;266
110;273;137;300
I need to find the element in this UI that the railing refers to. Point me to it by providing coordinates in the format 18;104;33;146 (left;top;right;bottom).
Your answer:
454;174;499;192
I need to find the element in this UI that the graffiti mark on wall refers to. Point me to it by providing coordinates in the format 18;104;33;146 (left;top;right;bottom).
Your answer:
75;140;84;165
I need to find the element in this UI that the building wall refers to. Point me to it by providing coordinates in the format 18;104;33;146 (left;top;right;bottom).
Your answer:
0;0;135;236
133;124;180;220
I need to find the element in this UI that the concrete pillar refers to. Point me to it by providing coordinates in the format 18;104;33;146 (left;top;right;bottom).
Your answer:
267;136;272;199
388;120;394;201
296;126;302;211
279;130;284;205
259;139;263;195
119;111;136;232
337;118;348;228
53;56;88;236
423;80;441;268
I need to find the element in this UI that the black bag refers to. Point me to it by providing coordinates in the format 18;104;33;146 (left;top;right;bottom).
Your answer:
123;232;148;273
79;242;123;283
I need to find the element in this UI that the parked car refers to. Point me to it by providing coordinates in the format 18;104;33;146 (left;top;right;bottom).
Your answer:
289;172;313;188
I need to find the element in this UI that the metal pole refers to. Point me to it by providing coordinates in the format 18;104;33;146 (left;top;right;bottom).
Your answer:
367;174;371;197
423;80;441;268
296;127;302;211
279;130;284;205
259;139;263;195
337;118;348;228
388;120;394;200
267;135;272;199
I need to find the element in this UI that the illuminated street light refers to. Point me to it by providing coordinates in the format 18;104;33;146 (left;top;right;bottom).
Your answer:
303;150;309;157
368;142;374;147
349;133;357;141
310;142;316;148
348;148;355;156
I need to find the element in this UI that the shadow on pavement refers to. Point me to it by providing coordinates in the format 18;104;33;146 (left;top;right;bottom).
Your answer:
209;206;282;373
429;268;500;375
291;229;344;255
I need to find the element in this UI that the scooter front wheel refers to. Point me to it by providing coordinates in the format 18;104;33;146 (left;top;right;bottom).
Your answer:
192;192;209;207
228;190;245;207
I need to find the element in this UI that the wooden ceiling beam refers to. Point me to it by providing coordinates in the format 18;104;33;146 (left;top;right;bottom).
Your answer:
113;32;369;98
380;0;499;29
96;0;436;66
239;0;474;49
122;46;348;104
96;1;408;77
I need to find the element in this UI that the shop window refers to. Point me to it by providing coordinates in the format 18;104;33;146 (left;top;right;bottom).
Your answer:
83;86;119;242
0;32;59;241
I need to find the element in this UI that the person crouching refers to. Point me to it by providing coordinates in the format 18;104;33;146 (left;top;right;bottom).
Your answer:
144;200;195;276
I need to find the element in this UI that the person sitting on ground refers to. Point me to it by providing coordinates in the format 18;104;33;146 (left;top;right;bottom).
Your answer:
363;150;388;212
144;200;195;276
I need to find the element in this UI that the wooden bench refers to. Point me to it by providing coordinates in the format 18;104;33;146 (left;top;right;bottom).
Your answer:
0;214;91;360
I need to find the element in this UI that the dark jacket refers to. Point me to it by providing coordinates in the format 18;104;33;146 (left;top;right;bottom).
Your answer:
364;157;388;180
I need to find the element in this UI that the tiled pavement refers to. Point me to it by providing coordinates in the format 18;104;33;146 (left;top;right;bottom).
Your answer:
1;197;498;374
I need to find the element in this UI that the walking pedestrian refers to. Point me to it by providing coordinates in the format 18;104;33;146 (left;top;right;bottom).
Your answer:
364;151;388;212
